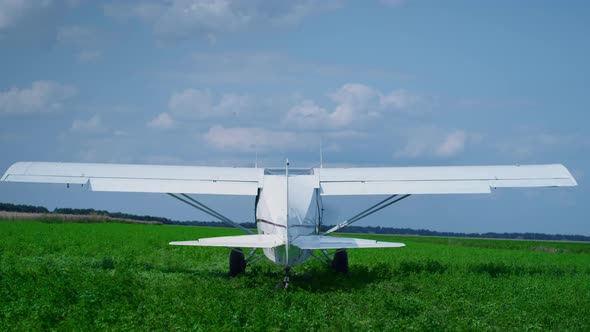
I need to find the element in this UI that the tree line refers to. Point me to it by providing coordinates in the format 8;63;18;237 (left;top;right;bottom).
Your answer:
1;202;588;242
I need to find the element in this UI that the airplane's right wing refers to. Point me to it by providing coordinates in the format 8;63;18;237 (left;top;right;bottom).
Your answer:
1;162;263;196
316;164;577;196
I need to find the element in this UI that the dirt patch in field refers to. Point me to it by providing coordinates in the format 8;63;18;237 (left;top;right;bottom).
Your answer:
0;211;162;224
531;246;570;253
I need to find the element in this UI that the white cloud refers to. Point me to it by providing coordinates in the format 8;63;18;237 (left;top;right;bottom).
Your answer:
168;88;212;115
380;89;421;110
168;88;251;119
215;93;251;116
204;125;298;152
0;0;53;30
283;100;330;130
283;83;424;129
147;112;174;130
329;83;377;106
329;83;382;126
395;128;467;159
104;0;341;41
435;130;466;157
0;80;78;115
71;114;104;133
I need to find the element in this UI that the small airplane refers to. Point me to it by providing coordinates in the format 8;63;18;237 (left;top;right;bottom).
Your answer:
1;161;577;287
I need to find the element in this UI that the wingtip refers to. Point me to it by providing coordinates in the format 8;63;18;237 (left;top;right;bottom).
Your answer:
386;242;406;248
169;241;199;246
558;164;578;186
2;161;32;181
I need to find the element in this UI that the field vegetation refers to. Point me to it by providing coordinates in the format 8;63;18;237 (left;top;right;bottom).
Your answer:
0;221;589;330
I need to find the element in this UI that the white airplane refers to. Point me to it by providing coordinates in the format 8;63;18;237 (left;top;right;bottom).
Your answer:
1;161;577;287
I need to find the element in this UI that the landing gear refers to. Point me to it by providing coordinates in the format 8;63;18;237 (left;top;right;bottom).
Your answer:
283;267;291;289
275;267;291;289
331;249;348;274
229;248;246;277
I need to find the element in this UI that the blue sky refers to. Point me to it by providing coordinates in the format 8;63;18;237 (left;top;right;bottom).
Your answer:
0;0;587;235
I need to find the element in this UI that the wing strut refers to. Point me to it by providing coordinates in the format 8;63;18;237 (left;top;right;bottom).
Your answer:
167;193;254;234
323;194;411;235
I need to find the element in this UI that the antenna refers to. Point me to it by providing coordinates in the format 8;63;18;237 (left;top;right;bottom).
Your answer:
255;150;258;168
320;139;324;168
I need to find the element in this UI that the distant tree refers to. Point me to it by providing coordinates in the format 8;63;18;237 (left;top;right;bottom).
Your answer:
2;201;588;242
0;202;49;213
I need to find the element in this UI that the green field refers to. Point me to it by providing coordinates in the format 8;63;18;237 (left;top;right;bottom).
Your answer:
0;221;589;331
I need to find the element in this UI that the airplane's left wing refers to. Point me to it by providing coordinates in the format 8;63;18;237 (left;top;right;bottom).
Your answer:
1;162;263;195
317;164;577;195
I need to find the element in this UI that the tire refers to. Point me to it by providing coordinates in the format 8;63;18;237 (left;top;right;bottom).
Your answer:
331;249;348;274
229;248;246;277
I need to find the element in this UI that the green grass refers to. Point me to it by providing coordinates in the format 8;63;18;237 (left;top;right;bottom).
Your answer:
1;221;589;331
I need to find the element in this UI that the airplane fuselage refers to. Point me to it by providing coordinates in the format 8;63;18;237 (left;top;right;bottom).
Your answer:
255;172;321;267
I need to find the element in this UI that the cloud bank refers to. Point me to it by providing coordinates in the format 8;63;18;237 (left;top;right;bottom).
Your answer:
0;80;78;115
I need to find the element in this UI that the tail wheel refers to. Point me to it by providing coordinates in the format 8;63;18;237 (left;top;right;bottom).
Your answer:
331;249;348;274
229;248;246;277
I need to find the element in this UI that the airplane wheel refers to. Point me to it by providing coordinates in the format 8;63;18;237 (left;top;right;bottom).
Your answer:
229;248;246;277
331;249;348;274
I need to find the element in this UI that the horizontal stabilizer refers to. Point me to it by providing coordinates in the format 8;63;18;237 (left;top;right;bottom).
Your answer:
292;235;405;250
170;234;284;248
